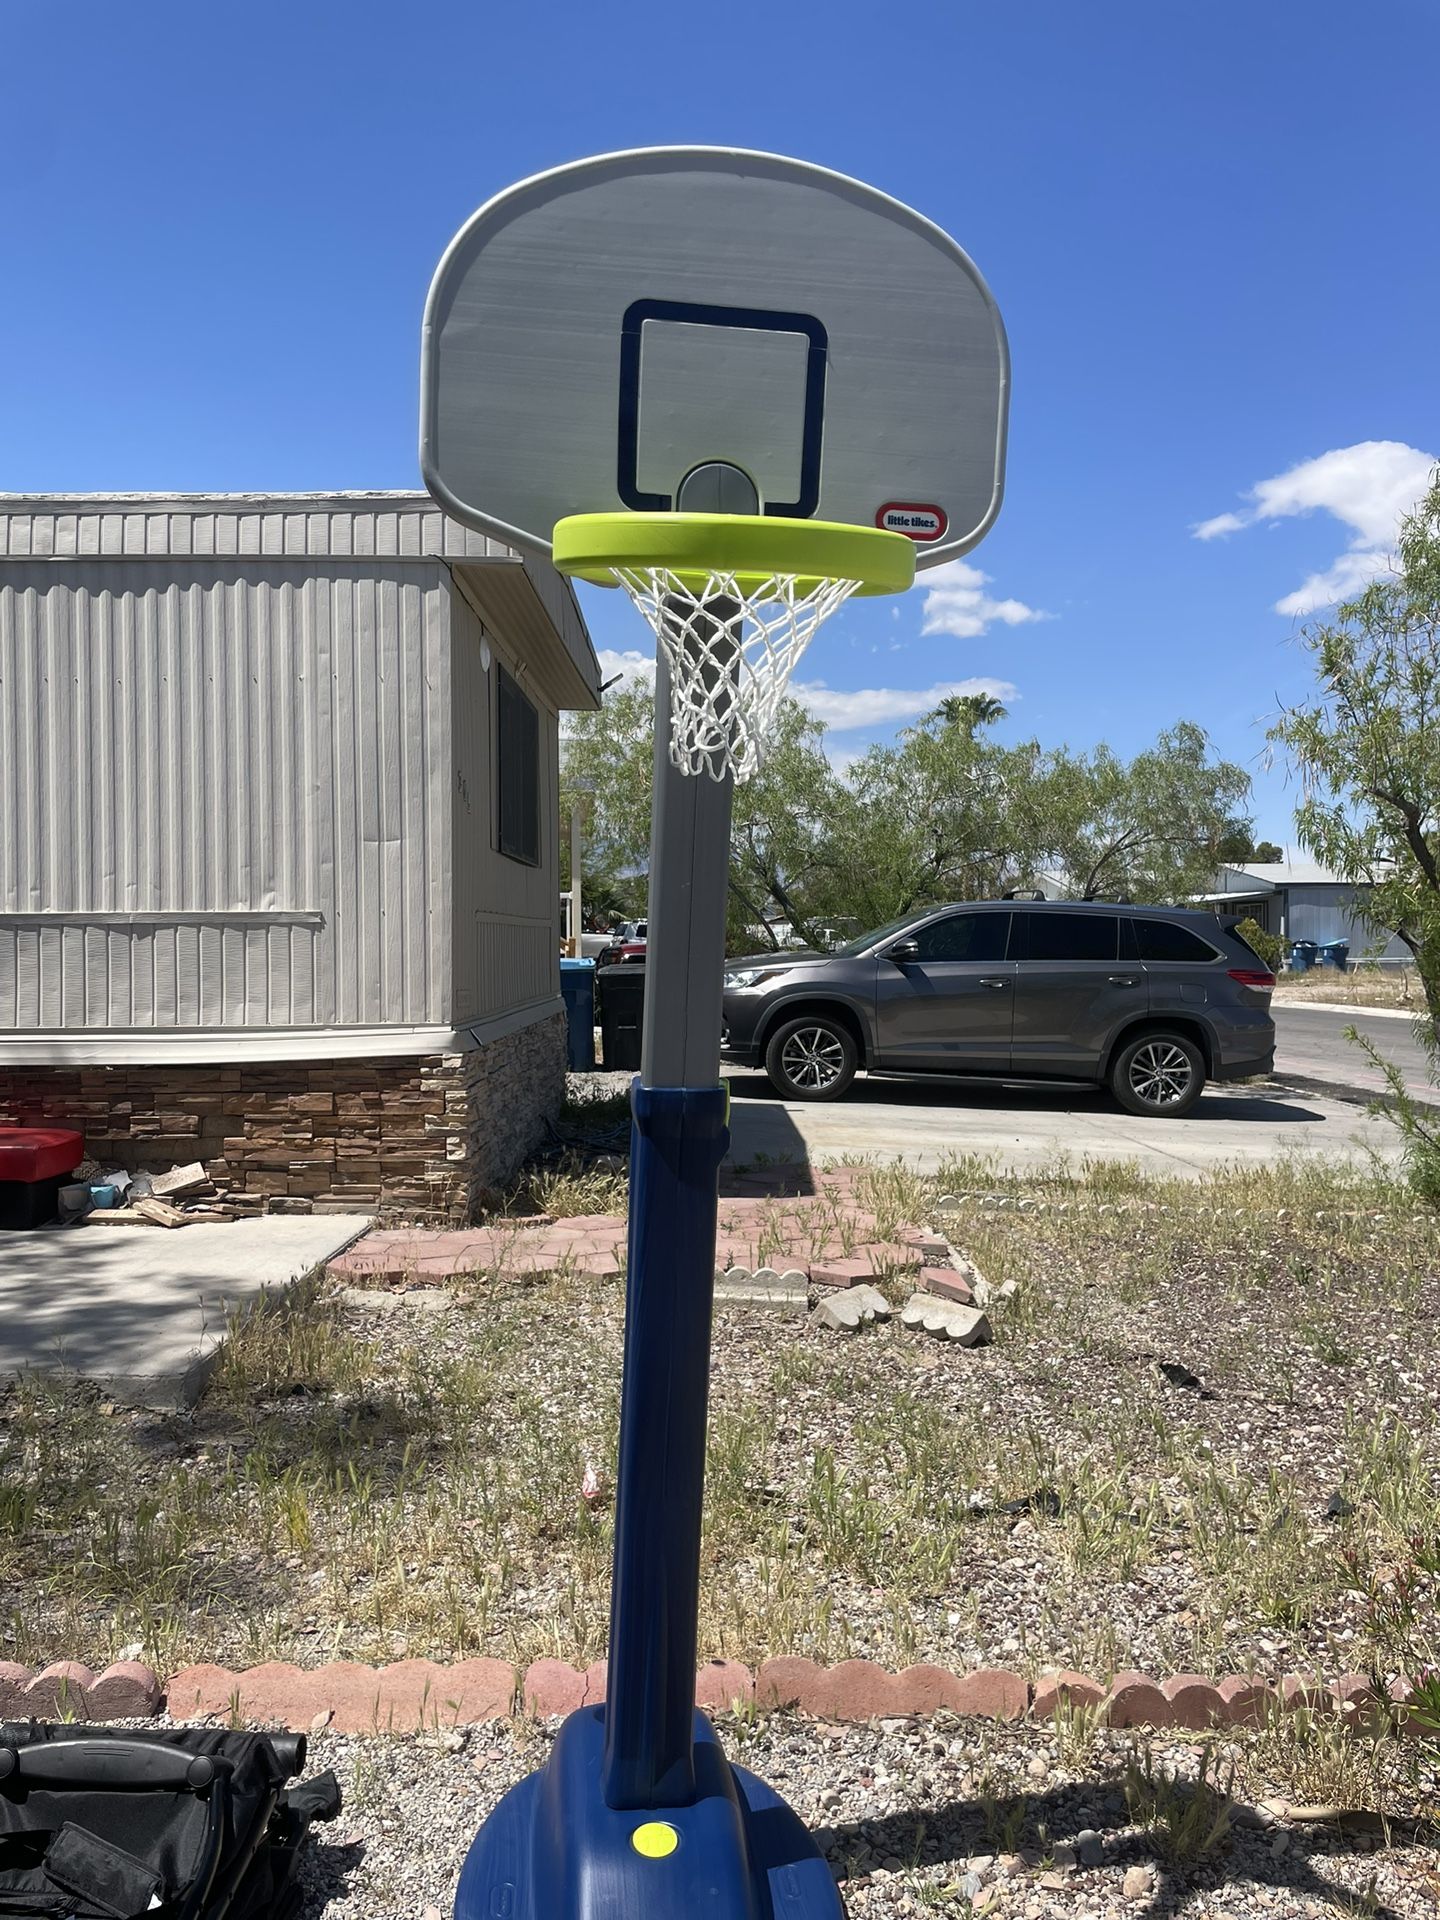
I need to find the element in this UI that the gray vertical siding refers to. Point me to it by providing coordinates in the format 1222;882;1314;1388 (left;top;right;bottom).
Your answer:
0;559;453;1031
449;590;560;1025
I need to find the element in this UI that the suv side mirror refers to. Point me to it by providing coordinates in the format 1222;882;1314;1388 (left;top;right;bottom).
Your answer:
888;940;920;963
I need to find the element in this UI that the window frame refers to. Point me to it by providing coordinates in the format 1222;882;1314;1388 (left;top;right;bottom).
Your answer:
1134;916;1224;965
495;663;541;868
1013;910;1121;964
905;909;1012;964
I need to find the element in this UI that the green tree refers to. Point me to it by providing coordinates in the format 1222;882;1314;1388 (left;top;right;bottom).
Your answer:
1269;471;1440;1026
1036;724;1252;903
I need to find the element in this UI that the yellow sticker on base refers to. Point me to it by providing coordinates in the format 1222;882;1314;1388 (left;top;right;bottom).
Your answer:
631;1820;680;1859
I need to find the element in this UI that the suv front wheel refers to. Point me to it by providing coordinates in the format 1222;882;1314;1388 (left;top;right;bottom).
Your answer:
1110;1030;1206;1117
764;1014;859;1101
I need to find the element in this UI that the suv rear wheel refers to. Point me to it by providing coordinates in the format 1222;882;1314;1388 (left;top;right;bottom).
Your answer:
1110;1030;1205;1117
764;1014;859;1101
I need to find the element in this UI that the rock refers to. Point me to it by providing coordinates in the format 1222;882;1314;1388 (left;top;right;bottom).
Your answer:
810;1284;892;1332
1075;1829;1104;1868
1025;1755;1049;1781
900;1293;993;1345
334;1287;405;1314
150;1161;212;1199
1122;1864;1155;1899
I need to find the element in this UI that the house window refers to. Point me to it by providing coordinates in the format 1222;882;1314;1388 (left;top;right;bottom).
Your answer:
497;665;540;866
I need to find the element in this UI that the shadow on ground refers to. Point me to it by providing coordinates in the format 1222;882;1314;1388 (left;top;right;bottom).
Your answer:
725;1071;1327;1127
828;1780;1411;1918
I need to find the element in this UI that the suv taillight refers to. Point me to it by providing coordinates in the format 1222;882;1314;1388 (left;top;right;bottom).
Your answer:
1228;968;1275;991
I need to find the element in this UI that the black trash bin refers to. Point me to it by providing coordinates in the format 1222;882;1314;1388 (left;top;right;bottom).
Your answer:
597;964;645;1071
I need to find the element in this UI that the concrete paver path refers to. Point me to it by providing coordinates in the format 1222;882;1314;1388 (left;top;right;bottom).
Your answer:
0;1214;371;1406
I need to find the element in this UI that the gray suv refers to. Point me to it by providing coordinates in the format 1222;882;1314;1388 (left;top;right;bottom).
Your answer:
720;901;1276;1116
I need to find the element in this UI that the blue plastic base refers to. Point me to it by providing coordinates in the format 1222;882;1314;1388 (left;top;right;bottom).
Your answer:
454;1706;844;1919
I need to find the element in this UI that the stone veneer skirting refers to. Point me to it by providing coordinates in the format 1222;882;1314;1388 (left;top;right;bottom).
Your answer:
0;1008;566;1223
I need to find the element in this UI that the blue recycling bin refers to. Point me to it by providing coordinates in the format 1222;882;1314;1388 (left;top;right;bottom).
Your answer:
1317;940;1350;971
559;958;597;1070
1289;940;1318;973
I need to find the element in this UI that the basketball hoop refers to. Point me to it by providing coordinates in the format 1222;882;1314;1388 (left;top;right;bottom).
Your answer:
553;511;915;780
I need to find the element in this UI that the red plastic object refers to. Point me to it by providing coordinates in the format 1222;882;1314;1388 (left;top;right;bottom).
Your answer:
1227;968;1276;991
0;1128;85;1183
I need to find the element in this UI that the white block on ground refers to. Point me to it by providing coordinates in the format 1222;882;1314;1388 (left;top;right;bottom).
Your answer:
810;1282;892;1331
900;1291;994;1345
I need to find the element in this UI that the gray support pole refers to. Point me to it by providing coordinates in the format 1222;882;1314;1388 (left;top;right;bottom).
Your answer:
639;650;735;1088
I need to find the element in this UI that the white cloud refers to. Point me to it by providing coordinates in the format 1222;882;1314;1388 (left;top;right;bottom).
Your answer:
1193;511;1246;541
596;646;655;690
793;676;1018;732
917;559;1048;640
1194;439;1437;615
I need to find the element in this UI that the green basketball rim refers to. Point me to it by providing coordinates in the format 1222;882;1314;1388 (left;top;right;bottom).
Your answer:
552;511;917;596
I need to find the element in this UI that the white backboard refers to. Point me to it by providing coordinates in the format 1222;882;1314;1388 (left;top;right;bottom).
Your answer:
421;147;1009;569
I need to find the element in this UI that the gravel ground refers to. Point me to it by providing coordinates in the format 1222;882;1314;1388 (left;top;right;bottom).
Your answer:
287;1711;1439;1918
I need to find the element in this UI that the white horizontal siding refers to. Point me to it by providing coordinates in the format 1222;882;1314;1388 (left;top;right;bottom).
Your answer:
0;561;453;1032
0;496;503;563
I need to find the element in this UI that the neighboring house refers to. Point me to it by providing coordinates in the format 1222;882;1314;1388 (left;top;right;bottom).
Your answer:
0;491;600;1219
1198;860;1408;963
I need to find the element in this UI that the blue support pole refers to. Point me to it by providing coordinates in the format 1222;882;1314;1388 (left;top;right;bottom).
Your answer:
602;1080;729;1808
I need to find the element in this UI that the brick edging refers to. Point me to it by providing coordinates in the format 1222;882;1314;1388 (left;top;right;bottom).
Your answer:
1;1657;1422;1737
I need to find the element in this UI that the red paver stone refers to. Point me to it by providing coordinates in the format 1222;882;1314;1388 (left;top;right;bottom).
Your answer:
229;1663;331;1731
580;1660;608;1705
1279;1673;1332;1712
897;1228;951;1259
892;1664;969;1714
695;1660;755;1710
522;1660;586;1717
25;1661;95;1716
1162;1674;1227;1729
754;1657;823;1710
1032;1669;1105;1719
1103;1671;1173;1728
87;1661;162;1718
803;1661;900;1721
1331;1672;1378;1716
920;1266;975;1305
1215;1676;1274;1727
444;1660;519;1722
166;1664;241;1718
809;1257;883;1288
951;1669;1027;1720
0;1663;34;1716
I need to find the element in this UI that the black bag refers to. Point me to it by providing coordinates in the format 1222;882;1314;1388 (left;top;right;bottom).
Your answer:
0;1723;341;1918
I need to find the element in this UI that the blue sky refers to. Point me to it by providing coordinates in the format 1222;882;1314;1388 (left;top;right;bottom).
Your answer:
3;0;1436;845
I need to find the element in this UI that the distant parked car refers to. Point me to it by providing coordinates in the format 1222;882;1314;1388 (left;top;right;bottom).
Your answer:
721;900;1275;1115
596;921;647;969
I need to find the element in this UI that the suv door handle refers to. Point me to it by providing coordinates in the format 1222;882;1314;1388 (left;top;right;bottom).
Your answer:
1108;975;1138;987
977;976;1011;988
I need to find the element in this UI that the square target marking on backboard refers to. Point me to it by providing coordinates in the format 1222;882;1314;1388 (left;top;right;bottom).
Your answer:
617;299;827;516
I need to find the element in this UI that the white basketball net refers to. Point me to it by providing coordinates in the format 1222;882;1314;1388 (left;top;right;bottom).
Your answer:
611;565;863;782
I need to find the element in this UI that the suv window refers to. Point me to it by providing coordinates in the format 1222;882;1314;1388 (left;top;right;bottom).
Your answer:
1019;912;1119;962
907;912;1011;962
1136;917;1220;963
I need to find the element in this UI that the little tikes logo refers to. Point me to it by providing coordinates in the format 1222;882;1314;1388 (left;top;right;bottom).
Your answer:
876;502;948;542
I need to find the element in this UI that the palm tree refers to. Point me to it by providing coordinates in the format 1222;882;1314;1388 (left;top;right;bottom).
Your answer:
930;691;1008;732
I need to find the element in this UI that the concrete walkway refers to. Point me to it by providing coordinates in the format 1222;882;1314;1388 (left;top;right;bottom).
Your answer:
0;1214;371;1407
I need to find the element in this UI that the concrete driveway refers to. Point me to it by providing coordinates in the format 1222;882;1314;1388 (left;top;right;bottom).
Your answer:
0;1213;371;1406
724;1074;1400;1178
